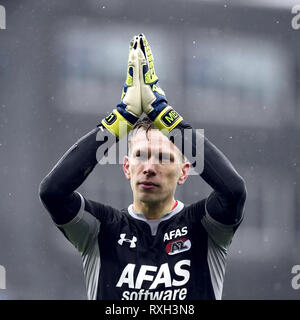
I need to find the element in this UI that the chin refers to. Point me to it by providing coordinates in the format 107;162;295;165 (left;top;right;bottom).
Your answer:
139;195;161;205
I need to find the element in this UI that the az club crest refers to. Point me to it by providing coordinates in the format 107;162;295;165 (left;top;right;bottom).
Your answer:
165;238;191;255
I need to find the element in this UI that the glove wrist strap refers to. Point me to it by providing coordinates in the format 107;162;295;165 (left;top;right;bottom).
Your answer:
101;109;134;138
153;105;183;134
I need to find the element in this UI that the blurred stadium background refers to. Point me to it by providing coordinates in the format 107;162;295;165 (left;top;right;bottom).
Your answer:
0;0;299;299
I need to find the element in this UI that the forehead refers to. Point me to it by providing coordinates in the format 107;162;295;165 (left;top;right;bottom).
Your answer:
132;128;167;144
129;128;181;155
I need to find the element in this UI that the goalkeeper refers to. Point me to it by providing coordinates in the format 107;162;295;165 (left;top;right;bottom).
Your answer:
39;34;247;300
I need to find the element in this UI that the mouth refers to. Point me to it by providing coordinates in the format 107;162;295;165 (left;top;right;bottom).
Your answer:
138;181;159;190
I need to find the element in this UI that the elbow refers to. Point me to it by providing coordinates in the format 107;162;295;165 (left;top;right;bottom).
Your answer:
232;176;247;203
38;178;50;205
38;176;60;205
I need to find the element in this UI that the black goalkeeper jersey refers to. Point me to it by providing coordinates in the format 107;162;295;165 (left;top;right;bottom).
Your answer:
40;123;246;300
56;192;238;300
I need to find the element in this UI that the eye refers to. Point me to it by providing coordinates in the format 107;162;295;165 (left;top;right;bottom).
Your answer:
159;153;174;163
134;150;148;161
135;150;140;157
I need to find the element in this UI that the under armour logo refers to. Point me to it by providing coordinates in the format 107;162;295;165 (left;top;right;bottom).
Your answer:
118;233;137;248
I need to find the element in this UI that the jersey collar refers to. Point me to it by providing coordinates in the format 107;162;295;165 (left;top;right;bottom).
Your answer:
127;201;184;223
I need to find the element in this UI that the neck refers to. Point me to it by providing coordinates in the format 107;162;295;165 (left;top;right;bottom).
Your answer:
133;197;176;220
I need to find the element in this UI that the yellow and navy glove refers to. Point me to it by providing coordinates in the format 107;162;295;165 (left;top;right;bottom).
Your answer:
138;34;183;133
101;36;142;138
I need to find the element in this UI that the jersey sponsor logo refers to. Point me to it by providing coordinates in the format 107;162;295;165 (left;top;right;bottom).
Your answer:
116;260;191;300
163;226;188;242
165;238;191;255
118;233;137;248
121;287;188;300
116;260;190;290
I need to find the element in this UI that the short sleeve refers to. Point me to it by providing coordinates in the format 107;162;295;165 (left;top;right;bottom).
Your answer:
201;198;243;250
56;192;100;254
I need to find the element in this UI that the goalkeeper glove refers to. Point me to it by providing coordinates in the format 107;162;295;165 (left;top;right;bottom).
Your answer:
101;35;142;138
138;34;183;134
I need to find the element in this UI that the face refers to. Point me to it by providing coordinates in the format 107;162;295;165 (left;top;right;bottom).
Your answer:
123;128;190;206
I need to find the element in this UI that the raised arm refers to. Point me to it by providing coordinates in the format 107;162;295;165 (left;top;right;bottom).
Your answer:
138;34;246;228
39;36;143;225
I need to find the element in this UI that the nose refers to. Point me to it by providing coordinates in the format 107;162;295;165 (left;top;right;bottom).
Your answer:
143;158;157;176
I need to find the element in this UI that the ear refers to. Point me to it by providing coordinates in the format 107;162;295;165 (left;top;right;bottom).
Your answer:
123;156;131;180
177;162;190;185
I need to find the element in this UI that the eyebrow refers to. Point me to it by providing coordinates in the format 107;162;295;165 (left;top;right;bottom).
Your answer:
131;146;183;163
129;136;184;160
